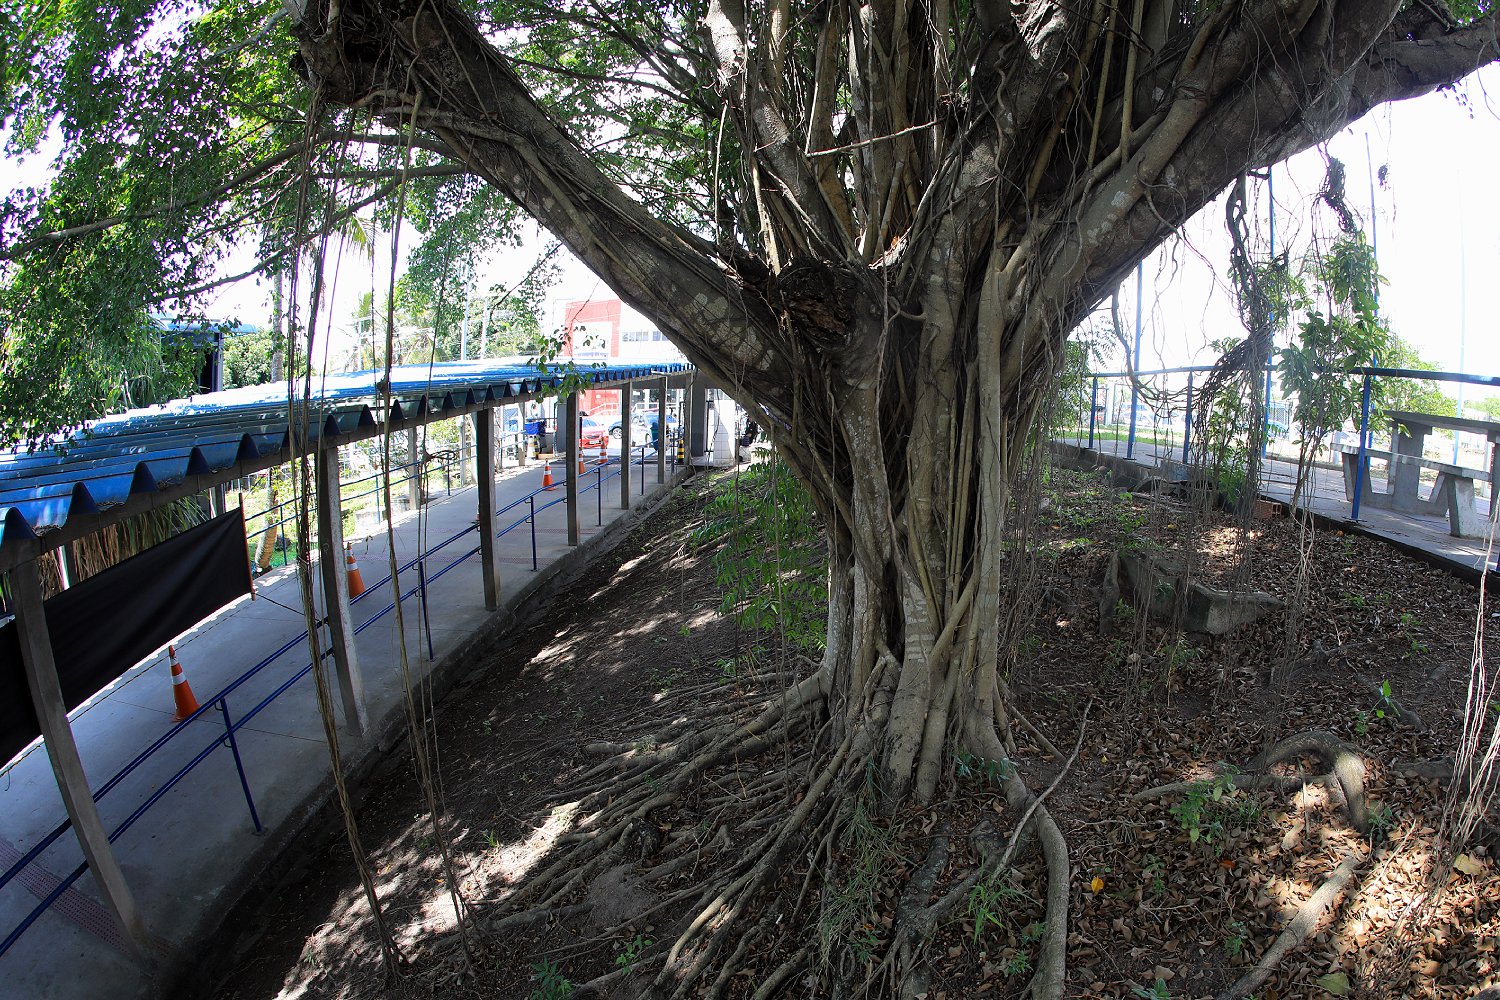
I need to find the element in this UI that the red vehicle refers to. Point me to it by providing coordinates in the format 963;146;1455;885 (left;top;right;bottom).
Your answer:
579;415;610;449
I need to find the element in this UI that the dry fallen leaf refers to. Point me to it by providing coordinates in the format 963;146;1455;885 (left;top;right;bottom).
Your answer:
1454;854;1485;876
1314;971;1350;995
1090;877;1104;893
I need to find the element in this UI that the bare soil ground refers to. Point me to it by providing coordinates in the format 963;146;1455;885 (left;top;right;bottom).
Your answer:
188;467;1498;1000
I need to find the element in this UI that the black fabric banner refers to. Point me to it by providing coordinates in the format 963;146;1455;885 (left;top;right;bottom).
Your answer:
0;510;253;766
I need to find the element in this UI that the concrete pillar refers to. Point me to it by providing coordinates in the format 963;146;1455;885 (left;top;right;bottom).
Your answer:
11;560;154;966
315;447;367;734
459;414;471;486
620;385;632;511
688;376;708;463
657;377;668;484
406;427;421;511
566;392;581;546
1390;418;1426;513
475;408;498;611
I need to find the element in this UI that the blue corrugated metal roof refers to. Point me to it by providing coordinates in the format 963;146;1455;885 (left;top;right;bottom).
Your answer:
0;359;690;550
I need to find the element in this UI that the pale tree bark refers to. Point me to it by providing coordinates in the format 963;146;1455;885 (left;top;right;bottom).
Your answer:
293;0;1496;992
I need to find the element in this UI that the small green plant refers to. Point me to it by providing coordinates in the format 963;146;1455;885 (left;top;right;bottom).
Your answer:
1342;592;1367;609
482;829;502;849
1397;612;1427;654
1142;856;1166;897
1004;952;1032;976
965;880;1011;944
1132;979;1173;999
1223;920;1247;957
1014;636;1042;661
1021;920;1045;943
615;934;652;975
955;750;1007;786
850;923;882;963
1167;769;1244;847
530;960;572;1000
573;706;584;723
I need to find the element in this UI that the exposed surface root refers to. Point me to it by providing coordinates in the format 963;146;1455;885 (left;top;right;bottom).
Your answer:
1134;729;1370;833
1214;847;1368;1000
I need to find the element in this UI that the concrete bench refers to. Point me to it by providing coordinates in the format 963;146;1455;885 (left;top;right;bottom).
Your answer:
1338;444;1488;537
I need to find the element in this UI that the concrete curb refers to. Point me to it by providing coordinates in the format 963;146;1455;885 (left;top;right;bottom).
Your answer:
165;467;696;1000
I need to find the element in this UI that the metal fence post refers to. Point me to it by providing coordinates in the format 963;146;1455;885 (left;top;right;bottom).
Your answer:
1352;369;1374;521
1088;377;1098;450
1182;373;1193;465
218;700;262;834
529;494;538;571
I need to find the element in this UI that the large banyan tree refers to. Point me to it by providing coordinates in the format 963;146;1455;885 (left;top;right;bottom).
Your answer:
5;0;1498;991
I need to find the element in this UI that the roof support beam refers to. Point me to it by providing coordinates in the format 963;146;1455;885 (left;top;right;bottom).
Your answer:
315;445;367;735
11;560;154;966
565;393;580;547
619;386;631;512
474;409;498;611
657;376;668;485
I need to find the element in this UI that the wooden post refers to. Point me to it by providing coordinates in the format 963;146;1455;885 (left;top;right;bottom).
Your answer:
566;392;581;546
657;376;668;484
315;447;367;734
475;408;498;611
620;385;632;511
11;560;154;966
406;427;421;512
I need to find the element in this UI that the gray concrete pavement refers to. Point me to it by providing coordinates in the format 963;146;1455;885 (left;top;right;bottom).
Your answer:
0;445;685;999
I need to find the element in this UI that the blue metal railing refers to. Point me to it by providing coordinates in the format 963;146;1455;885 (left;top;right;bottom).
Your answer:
0;438;673;960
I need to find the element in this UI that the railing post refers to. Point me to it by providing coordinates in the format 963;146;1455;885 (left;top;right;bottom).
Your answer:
1352;368;1373;521
1182;373;1193;464
315;445;368;734
620;384;632;511
405;427;421;512
597;466;603;525
218;700;263;834
657;376;668;484
1088;377;1098;450
566;391;581;546
11;559;155;966
529;495;538;571
475;407;498;611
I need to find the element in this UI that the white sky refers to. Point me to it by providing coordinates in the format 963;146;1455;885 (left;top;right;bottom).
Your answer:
6;64;1500;386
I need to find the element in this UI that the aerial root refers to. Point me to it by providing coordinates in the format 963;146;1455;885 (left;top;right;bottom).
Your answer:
1215;847;1367;1000
1133;729;1370;833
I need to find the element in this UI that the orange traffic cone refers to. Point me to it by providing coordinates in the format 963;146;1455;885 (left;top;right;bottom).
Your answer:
578;453;587;475
542;462;556;490
168;645;200;722
597;444;608;465
345;542;366;598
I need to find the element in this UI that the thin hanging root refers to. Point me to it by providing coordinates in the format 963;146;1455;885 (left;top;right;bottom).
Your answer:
1215;848;1367;1000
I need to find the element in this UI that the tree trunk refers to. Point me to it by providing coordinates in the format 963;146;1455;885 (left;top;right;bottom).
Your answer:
291;0;1496;812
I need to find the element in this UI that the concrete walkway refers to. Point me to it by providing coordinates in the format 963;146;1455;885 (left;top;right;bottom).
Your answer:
0;446;686;1000
1057;436;1498;577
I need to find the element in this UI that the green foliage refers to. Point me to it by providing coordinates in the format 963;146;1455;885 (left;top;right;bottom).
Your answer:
529;959;572;1000
694;460;827;652
222;325;279;389
817;800;901;967
1167;769;1259;848
615;935;651;975
1376;336;1454;418
1132;978;1174;999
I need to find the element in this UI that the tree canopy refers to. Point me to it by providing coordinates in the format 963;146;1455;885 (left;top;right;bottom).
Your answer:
5;0;1498;994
